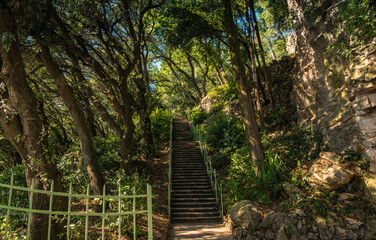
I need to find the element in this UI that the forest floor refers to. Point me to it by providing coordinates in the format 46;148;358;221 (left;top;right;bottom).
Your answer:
141;145;170;239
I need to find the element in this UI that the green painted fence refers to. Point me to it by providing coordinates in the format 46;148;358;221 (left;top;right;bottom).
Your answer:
0;174;153;240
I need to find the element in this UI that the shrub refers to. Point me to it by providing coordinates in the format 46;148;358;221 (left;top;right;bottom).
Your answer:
188;108;207;125
150;108;172;141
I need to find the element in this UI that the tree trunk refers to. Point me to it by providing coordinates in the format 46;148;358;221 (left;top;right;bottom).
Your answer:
223;0;265;170
249;0;274;108
38;43;104;195
137;53;154;157
0;2;66;239
245;0;265;132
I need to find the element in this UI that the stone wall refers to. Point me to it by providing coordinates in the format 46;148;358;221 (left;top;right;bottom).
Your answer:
287;0;376;170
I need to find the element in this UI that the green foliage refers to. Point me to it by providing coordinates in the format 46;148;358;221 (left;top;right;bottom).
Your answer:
206;82;237;113
150;108;172;142
339;0;376;44
264;104;288;131
0;216;25;240
262;128;322;171
0;165;28;230
188;108;208;125
58;142;90;193
341;148;361;163
205;113;245;168
225;149;284;207
0;32;16;52
156;1;222;48
95;135;122;171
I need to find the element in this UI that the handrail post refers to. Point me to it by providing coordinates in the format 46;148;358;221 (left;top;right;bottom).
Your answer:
67;183;72;239
118;182;122;240
147;184;153;239
85;184;90;240
5;172;14;239
133;188;136;240
47;180;54;240
102;184;106;240
214;169;218;204
26;179;34;240
220;184;224;217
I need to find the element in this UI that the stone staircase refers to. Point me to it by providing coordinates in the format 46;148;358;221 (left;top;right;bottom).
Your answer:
170;118;222;223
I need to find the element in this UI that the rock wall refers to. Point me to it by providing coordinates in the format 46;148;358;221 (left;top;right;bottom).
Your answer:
287;0;376;170
227;200;376;240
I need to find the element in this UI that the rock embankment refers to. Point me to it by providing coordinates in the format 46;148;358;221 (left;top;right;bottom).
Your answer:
226;200;376;240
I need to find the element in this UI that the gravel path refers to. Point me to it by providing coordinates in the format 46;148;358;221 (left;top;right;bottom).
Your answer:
168;223;232;239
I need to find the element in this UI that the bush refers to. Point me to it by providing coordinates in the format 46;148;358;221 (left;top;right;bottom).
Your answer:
188;108;207;125
205;113;245;168
150;108;172;142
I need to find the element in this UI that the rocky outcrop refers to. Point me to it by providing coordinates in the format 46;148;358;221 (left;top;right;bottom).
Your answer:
309;154;355;191
227;203;376;239
287;0;376;171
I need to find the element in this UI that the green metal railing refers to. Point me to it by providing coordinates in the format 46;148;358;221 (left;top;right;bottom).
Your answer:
0;174;153;239
188;119;224;218
168;115;173;217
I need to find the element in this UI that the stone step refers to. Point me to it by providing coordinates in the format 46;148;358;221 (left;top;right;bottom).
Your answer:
172;185;213;190
173;175;209;180
170;216;222;223
171;207;219;212
171;201;218;208
172;193;215;198
171;212;220;218
172;189;214;194
172;172;208;176
172;182;210;187
172;197;216;202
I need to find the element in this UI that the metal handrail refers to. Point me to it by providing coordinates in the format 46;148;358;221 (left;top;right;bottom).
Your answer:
188;118;224;218
168;115;173;217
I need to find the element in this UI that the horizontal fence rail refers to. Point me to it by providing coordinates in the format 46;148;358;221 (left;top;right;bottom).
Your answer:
0;174;153;240
188;118;224;218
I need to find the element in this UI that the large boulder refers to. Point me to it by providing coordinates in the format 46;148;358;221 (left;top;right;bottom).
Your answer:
309;155;355;191
228;200;262;230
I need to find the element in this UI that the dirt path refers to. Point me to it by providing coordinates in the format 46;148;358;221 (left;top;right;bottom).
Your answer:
168;223;232;239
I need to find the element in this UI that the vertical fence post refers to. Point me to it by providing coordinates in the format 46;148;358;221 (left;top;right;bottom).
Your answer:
118;182;122;240
47;180;54;240
26;179;34;240
214;169;218;204
85;184;90;240
67;183;72;239
147;184;153;240
133;187;136;240
220;184;224;217
102;184;106;240
4;173;14;239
